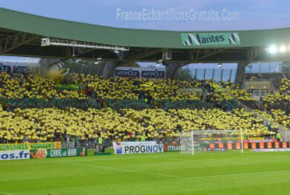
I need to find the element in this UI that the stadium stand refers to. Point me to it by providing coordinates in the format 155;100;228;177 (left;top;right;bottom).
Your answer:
1;71;287;144
263;77;290;113
0;107;274;143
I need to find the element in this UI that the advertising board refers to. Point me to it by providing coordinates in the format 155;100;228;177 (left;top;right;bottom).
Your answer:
0;150;30;161
113;141;163;155
30;148;87;159
0;142;61;151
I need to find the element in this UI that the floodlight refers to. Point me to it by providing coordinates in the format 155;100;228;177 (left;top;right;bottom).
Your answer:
279;45;287;53
268;45;277;54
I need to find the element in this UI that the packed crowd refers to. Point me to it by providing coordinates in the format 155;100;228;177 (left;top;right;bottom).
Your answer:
0;72;86;100
257;109;290;129
279;77;290;92
0;72;255;103
0;72;287;143
263;77;290;112
207;81;254;101
0;107;275;143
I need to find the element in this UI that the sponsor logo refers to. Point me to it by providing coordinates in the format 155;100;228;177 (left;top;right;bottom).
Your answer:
114;68;166;79
114;70;140;78
181;32;240;46
123;144;163;154
165;145;182;152
116;147;123;154
79;148;87;156
141;71;165;78
48;149;77;158
0;150;30;161
253;148;290;152
30;149;47;159
0;64;11;72
0;142;61;151
244;138;275;143
46;148;87;158
113;141;162;154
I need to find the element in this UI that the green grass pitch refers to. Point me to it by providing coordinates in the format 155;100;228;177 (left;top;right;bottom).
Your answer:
1;151;290;195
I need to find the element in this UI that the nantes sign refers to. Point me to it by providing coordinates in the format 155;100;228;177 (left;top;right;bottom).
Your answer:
181;32;240;46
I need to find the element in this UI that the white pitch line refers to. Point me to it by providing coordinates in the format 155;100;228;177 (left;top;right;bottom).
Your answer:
65;161;185;179
1;152;290;168
0;154;187;167
0;191;15;195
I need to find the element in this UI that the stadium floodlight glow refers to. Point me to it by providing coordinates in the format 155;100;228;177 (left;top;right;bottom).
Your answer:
41;38;129;52
279;45;287;53
217;63;223;68
267;45;278;54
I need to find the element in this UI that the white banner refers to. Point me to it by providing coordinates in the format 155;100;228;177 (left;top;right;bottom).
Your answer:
114;67;166;79
0;150;30;161
113;141;163;155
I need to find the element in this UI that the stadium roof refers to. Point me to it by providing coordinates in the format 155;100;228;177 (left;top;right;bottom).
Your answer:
0;7;290;63
1;7;290;49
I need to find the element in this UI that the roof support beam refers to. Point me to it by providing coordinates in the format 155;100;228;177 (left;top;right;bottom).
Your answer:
120;49;163;65
0;33;39;54
187;48;227;64
165;63;184;79
196;48;228;61
235;62;247;87
247;47;264;62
